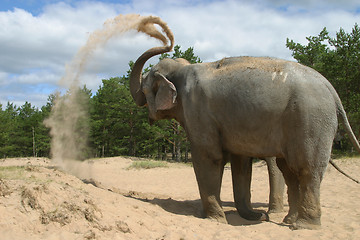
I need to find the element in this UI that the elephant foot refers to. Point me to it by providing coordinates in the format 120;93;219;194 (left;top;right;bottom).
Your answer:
208;215;228;224
283;212;298;224
238;209;269;221
205;206;228;224
290;218;321;230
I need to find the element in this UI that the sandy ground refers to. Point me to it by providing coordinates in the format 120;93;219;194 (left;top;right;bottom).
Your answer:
0;156;359;240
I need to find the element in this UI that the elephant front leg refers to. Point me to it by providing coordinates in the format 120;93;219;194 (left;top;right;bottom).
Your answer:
191;147;227;223
230;155;268;221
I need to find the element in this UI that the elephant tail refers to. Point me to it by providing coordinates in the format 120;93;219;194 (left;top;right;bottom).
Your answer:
324;76;360;152
329;159;359;184
336;99;360;153
327;82;360;184
335;104;360;184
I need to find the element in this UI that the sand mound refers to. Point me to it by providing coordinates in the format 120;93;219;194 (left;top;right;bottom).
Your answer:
0;157;359;239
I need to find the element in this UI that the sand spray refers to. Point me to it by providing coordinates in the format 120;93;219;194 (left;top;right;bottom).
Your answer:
44;14;173;179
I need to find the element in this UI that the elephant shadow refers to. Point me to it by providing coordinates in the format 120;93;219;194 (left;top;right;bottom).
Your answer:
125;193;272;226
82;180;282;227
223;201;269;226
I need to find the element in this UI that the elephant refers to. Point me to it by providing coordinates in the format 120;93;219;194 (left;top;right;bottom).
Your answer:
264;157;285;213
231;155;286;219
127;19;360;230
224;155;285;220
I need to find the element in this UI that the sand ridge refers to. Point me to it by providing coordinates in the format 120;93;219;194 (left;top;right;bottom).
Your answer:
0;157;359;239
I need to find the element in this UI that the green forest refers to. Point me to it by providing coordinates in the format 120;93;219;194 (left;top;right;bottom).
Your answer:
1;24;360;160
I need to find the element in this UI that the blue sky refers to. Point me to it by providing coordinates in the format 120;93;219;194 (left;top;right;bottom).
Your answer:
1;0;359;108
0;0;131;14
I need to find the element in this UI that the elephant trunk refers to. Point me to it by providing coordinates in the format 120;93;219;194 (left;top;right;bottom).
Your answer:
130;16;174;106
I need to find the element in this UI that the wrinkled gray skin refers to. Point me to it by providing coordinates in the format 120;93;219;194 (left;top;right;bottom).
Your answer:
129;50;360;229
226;155;285;218
265;157;285;213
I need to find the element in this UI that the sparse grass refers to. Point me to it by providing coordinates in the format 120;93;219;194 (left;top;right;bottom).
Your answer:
0;165;53;185
127;160;168;170
0;166;27;180
331;150;360;159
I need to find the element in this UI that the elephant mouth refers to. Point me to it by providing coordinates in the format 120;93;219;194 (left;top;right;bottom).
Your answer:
148;110;174;125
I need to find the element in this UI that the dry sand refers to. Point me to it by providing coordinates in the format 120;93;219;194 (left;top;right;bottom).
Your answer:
0;156;359;239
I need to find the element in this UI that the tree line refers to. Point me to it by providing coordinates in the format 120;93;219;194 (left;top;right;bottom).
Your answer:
0;45;199;161
1;24;359;159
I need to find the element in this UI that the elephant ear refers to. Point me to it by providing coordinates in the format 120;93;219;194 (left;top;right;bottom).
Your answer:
154;72;177;111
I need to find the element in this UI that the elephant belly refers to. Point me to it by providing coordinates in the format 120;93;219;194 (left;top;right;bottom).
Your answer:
220;123;284;158
208;91;287;158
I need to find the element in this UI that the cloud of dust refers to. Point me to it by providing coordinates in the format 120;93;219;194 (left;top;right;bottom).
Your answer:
44;14;174;179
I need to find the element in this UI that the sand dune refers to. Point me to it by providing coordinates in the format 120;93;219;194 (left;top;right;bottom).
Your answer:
0;157;359;239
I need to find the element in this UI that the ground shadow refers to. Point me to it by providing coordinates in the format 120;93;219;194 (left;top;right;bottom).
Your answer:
125;194;204;218
81;179;204;218
222;201;269;209
222;201;271;226
225;209;289;227
124;193;279;227
225;210;263;226
82;179;286;228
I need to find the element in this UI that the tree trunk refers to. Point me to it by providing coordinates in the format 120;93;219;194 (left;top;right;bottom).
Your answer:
162;144;167;161
184;144;189;163
171;121;181;162
128;110;136;156
32;126;36;157
175;138;181;162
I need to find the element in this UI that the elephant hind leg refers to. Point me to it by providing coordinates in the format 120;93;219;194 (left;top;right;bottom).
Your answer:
230;155;268;221
265;157;285;213
276;158;299;224
292;173;322;230
277;157;325;230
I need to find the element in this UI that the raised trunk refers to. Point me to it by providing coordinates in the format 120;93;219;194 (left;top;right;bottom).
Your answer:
129;17;174;106
130;47;171;106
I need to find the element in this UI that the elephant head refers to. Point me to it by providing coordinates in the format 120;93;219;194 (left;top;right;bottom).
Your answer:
130;16;188;122
129;16;174;105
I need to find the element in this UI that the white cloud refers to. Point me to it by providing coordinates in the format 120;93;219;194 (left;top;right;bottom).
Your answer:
159;1;359;61
0;0;359;108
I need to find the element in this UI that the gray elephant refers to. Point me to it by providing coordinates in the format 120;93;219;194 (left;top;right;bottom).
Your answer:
264;157;285;213
128;19;360;230
225;155;285;220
